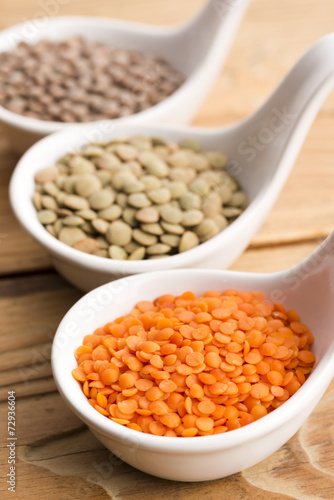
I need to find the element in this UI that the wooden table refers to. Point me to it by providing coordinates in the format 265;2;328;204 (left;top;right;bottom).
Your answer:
1;0;334;498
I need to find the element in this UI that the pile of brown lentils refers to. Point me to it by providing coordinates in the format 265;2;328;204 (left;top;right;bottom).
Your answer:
33;136;248;260
0;38;185;122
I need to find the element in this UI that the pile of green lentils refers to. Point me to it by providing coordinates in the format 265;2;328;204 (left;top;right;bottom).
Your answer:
33;136;248;260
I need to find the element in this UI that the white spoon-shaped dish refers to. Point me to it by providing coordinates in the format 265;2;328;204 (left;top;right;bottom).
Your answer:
51;231;334;482
0;0;250;152
10;34;334;291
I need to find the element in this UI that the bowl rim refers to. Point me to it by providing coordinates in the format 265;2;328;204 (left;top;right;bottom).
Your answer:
0;15;199;135
9;120;265;274
51;268;334;454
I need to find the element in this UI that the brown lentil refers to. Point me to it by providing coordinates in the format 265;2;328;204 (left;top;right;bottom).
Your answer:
0;38;185;122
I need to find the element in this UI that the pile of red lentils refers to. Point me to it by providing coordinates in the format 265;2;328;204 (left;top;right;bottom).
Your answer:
72;289;315;437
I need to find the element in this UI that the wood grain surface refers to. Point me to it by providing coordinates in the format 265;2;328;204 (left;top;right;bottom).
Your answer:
0;0;334;498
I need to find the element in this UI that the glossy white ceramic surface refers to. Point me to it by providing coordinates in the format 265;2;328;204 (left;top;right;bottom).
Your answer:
10;34;334;291
51;233;334;481
0;0;250;152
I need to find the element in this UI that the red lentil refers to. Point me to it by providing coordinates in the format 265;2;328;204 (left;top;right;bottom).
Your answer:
72;289;315;437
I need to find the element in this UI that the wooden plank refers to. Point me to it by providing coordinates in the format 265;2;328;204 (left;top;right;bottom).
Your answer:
0;135;51;275
0;342;51;373
194;0;334;127
0;452;108;499
0;392;83;446
0;0;205;30
0;377;57;402
0;362;52;388
0;0;334;275
230;240;322;273
0;273;81;352
250;116;334;246
0;245;332;497
0;1;334;499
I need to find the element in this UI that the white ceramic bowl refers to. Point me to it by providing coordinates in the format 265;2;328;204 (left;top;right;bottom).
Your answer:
10;35;334;291
51;267;334;482
9;121;257;292
0;1;250;152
